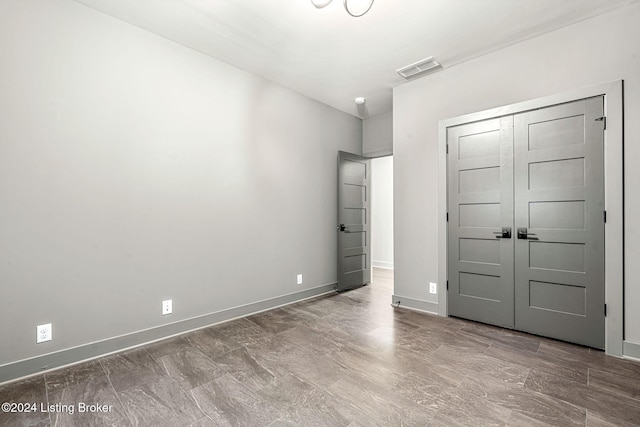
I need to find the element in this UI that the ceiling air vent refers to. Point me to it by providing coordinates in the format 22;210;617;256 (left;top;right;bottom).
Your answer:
397;56;442;79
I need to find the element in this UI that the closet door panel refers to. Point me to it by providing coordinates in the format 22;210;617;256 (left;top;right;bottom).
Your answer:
448;117;514;328
513;97;605;349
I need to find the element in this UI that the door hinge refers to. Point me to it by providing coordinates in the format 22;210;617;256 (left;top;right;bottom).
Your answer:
604;210;607;223
446;280;449;291
604;303;607;317
595;116;606;130
446;212;449;222
446;144;449;154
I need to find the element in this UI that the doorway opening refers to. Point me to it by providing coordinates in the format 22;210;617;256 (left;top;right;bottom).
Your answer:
371;155;394;294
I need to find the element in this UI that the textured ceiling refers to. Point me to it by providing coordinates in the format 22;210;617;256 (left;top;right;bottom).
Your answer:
73;0;640;118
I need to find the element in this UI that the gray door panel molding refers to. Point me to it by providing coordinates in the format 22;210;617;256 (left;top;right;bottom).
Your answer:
337;151;371;291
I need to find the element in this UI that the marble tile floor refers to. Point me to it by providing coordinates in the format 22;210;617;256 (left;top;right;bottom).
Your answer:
2;268;640;426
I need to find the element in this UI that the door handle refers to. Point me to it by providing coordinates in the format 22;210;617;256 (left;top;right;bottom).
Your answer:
337;224;348;232
493;227;512;239
517;227;538;240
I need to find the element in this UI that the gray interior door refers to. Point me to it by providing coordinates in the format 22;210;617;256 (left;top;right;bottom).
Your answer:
447;117;515;328
447;96;605;349
514;97;605;349
337;151;371;292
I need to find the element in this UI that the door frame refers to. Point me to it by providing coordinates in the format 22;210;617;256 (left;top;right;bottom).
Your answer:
437;80;624;356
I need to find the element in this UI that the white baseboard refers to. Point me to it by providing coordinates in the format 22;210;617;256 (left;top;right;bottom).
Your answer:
623;340;640;361
391;294;439;315
373;260;394;270
0;283;335;386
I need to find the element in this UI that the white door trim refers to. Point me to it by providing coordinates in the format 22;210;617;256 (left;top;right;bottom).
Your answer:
437;80;624;356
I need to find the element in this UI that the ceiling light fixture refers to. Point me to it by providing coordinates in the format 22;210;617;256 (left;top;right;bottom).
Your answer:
311;0;375;17
355;97;369;119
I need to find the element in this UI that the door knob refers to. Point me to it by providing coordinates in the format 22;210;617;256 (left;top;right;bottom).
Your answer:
493;227;512;239
517;227;538;240
337;224;346;232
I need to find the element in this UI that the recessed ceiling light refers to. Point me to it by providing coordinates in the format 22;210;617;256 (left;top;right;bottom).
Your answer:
397;56;442;79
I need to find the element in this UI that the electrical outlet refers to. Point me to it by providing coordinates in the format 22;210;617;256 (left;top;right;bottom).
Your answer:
297;274;303;285
36;323;52;343
162;299;172;315
429;282;438;295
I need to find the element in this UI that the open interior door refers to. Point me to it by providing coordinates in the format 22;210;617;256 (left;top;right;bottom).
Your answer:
337;151;371;291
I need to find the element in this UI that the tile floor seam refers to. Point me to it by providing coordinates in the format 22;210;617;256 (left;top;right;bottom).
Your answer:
587;381;640;403
104;365;133;427
521;366;532;390
527;371;640;426
42;373;53;426
186;386;212;425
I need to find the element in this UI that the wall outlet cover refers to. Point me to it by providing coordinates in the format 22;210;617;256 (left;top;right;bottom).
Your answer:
297;274;303;285
162;299;172;315
37;323;52;343
429;282;438;295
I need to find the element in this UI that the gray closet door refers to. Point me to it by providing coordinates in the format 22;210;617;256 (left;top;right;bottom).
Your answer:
447;117;515;328
337;151;371;292
514;97;605;349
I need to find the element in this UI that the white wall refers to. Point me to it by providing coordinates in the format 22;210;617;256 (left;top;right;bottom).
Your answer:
0;0;361;370
363;111;393;157
371;157;394;270
394;3;640;349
